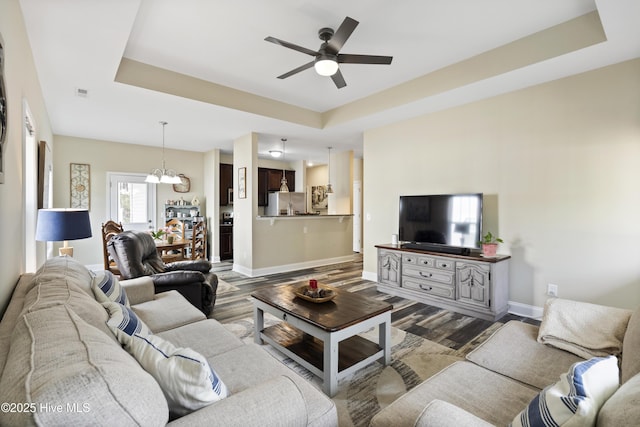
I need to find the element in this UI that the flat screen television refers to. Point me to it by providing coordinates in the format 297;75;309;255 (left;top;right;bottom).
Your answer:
399;193;483;255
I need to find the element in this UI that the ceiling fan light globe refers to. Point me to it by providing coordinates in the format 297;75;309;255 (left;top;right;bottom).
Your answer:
314;58;339;76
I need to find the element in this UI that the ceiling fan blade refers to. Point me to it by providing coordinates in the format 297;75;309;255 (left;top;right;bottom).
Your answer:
331;69;347;89
277;61;315;79
264;36;318;57
338;54;393;65
326;17;358;54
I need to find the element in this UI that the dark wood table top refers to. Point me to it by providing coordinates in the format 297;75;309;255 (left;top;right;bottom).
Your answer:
252;284;393;332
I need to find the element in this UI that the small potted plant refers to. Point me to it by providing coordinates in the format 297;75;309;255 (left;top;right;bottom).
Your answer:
480;231;503;257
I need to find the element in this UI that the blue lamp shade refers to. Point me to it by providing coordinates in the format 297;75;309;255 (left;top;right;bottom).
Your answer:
35;209;92;242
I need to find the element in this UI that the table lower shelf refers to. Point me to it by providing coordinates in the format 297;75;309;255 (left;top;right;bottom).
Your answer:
261;322;382;374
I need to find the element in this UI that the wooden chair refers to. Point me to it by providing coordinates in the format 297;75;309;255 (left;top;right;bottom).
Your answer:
163;218;186;261
190;220;207;260
101;220;123;276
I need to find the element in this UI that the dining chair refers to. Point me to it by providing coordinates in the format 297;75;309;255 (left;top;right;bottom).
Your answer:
101;220;123;276
190;220;207;260
164;218;186;261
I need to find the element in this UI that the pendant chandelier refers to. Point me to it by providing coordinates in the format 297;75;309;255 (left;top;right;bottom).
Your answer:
326;146;334;194
279;138;289;192
145;121;181;184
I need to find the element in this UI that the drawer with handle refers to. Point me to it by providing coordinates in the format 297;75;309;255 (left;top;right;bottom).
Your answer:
403;278;455;299
403;265;454;286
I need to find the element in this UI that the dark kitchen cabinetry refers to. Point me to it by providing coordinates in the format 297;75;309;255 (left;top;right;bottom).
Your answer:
220;163;233;206
220;225;233;260
257;167;295;207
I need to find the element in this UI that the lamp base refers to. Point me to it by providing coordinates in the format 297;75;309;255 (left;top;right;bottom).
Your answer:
59;242;73;257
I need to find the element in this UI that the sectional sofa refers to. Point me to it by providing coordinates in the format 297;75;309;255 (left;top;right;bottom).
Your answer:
370;298;640;426
0;256;337;426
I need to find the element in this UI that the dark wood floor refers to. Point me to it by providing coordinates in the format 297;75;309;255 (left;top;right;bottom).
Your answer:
210;255;538;355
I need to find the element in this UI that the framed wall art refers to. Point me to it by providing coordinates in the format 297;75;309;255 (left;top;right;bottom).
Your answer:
238;167;246;199
311;185;328;209
70;163;90;209
0;36;8;184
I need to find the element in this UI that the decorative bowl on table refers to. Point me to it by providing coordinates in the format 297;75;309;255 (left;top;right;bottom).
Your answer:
294;285;336;303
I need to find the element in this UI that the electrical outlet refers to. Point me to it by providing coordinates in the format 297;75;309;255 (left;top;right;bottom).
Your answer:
547;283;558;297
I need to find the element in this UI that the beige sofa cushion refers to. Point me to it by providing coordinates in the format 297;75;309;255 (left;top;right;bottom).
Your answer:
369;361;538;427
157;319;245;359
414;400;494;427
132;290;206;333
597;372;640;426
621;306;640;384
466;321;582;389
210;343;337;426
20;256;114;339
0;305;168;426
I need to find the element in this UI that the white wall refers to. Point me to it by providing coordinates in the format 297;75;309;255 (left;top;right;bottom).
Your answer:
363;58;640;310
52;135;205;267
0;0;53;314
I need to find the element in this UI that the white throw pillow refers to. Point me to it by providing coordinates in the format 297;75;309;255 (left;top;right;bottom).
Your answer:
511;355;619;427
102;301;228;415
91;270;130;307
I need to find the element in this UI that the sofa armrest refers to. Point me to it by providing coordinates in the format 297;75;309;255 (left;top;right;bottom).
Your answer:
414;400;495;427
167;376;307;427
165;260;212;273
150;271;206;287
120;276;155;305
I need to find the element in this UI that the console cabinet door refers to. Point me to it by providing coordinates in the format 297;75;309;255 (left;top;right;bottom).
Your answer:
378;250;401;287
456;262;490;307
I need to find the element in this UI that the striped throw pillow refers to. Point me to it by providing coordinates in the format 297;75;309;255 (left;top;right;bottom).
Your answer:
511;356;619;427
91;270;129;307
102;301;227;415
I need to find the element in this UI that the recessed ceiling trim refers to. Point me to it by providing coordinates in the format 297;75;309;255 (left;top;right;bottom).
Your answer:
114;58;323;129
322;11;606;128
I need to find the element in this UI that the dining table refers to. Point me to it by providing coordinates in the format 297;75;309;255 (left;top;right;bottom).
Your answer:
154;238;191;262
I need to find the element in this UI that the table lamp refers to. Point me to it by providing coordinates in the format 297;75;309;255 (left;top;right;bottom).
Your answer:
35;209;92;257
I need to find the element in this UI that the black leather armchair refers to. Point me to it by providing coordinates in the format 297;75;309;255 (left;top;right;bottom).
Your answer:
108;230;217;315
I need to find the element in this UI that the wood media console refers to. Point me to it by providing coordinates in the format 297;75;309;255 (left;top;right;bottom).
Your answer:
376;244;510;321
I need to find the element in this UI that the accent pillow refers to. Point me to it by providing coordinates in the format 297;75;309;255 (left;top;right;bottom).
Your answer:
510;356;620;427
102;301;228;415
91;270;130;307
102;300;151;345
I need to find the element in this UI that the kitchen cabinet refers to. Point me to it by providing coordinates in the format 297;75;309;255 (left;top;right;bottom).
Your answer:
220;163;233;206
220;225;233;260
258;167;295;206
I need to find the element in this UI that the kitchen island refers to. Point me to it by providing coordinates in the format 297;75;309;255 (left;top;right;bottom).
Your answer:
233;214;355;277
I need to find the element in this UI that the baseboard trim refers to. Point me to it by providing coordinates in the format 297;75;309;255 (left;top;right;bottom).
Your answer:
233;254;358;278
364;269;543;320
362;271;377;282
508;301;544;320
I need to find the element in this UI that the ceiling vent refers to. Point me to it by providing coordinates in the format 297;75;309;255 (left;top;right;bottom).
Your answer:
75;88;88;97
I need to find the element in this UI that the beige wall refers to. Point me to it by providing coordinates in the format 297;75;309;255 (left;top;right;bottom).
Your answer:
363;58;640;310
52;135;206;266
0;0;53;314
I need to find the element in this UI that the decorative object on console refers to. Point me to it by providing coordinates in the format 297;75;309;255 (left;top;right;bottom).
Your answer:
480;231;503;257
35;208;92;257
70;163;90;209
145;121;181;184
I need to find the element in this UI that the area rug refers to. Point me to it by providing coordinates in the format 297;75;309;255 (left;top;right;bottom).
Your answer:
215;278;237;294
222;316;464;427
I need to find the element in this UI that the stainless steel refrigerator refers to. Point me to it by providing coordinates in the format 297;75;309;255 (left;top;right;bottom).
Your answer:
265;192;306;216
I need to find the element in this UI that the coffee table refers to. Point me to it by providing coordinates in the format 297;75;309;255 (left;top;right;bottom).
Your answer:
251;284;393;396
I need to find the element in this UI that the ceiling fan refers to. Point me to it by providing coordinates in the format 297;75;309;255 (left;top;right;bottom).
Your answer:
265;16;393;89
